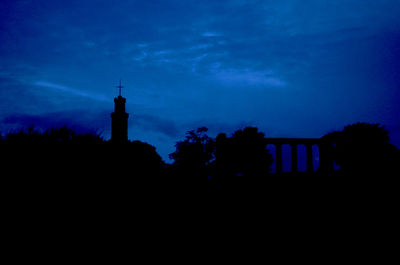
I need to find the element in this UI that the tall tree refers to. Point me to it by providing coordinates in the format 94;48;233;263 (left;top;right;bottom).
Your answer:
169;127;215;178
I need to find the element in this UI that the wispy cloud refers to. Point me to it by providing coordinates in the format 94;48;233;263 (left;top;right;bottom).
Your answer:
202;32;222;37
189;44;214;51
209;65;287;88
33;81;108;102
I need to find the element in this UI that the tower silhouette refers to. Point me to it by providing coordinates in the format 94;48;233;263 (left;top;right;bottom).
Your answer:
111;80;129;144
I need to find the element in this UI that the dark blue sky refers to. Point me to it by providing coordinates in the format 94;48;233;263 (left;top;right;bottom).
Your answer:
1;0;400;161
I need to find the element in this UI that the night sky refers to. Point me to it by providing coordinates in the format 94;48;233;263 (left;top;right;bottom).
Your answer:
1;0;400;162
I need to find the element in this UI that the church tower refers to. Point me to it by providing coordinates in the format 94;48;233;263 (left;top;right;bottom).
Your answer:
111;80;129;144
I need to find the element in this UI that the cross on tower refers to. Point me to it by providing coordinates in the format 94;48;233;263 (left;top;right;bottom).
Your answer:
116;79;124;97
111;79;129;144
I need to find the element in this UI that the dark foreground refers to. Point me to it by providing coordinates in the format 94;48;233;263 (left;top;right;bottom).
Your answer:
2;144;397;262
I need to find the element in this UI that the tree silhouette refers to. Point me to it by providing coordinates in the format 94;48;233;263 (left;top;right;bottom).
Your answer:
323;122;399;176
126;140;165;178
169;127;215;178
0;126;166;182
215;127;273;180
2;126;104;145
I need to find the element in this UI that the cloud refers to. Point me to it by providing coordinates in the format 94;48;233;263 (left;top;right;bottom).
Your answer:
209;66;287;88
189;44;213;51
202;32;222;37
134;114;180;138
33;81;108;102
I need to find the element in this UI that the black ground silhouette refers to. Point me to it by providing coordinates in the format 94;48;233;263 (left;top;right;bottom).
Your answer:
1;122;399;195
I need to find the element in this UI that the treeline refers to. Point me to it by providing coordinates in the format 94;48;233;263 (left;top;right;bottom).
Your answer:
2;123;398;224
170;123;400;181
0;126;165;183
1;122;399;182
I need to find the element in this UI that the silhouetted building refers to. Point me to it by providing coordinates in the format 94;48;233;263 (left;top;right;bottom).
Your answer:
111;81;129;144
